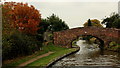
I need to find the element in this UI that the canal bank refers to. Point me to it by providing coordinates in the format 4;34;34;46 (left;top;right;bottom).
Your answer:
46;47;80;68
105;44;120;53
2;44;79;68
53;40;120;67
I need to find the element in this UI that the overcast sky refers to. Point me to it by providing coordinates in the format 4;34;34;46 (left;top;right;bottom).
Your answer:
1;0;120;2
1;0;119;28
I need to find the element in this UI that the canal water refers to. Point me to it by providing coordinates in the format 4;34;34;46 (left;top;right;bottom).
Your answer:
53;40;120;67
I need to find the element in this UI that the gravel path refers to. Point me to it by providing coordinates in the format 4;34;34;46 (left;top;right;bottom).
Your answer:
17;52;54;68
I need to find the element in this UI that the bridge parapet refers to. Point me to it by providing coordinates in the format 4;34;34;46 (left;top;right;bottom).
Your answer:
53;26;120;48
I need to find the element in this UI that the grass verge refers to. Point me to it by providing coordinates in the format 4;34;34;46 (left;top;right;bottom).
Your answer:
25;48;76;67
2;43;77;68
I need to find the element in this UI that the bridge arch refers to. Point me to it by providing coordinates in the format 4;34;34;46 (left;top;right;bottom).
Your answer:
53;26;120;48
71;35;104;50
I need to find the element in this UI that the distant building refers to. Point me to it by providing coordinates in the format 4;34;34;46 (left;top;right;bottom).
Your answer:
118;1;120;15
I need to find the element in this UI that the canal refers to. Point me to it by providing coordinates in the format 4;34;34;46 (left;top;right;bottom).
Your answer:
53;40;120;67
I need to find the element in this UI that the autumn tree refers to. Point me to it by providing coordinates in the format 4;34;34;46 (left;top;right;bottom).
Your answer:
83;19;103;27
2;2;14;35
3;2;41;35
2;2;41;60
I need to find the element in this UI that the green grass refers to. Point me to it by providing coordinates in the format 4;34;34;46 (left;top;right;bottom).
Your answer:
72;39;79;46
3;43;77;68
2;49;48;68
25;48;76;67
107;42;120;51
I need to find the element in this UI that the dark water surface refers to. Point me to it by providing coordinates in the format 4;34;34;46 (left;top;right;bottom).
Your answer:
53;40;120;67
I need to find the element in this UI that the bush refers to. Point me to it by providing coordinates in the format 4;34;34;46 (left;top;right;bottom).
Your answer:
2;35;12;60
2;30;42;60
109;41;116;47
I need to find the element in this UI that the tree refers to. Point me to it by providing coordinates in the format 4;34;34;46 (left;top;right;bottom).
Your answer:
47;14;69;32
38;14;69;32
2;2;41;35
102;12;120;29
37;14;69;42
37;19;50;34
2;2;14;35
36;19;50;41
112;19;120;29
83;19;103;27
2;2;41;60
88;19;92;26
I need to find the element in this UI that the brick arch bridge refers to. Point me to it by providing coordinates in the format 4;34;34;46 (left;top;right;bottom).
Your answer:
53;26;120;48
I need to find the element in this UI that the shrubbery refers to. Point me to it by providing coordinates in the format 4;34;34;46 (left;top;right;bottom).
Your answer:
2;30;42;60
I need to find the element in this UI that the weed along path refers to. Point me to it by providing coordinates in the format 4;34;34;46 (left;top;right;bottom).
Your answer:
17;52;54;67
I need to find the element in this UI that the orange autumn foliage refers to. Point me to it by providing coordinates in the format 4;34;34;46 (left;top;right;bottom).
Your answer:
3;2;41;35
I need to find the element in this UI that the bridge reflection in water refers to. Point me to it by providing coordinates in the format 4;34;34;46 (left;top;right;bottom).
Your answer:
53;40;120;67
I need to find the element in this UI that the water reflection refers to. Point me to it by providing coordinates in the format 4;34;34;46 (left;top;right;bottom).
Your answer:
53;40;120;67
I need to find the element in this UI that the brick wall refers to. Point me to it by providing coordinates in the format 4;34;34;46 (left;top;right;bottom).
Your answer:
53;26;120;48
